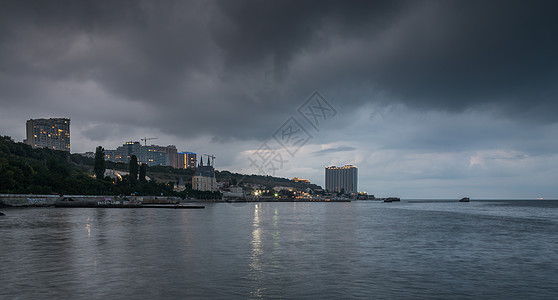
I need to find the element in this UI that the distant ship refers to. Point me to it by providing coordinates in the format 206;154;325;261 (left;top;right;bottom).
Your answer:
459;197;470;202
383;197;401;202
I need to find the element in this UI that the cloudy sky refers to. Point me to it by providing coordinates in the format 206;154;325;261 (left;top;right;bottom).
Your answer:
1;0;557;199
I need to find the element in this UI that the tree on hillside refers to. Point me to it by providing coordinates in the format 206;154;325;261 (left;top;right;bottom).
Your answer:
139;163;147;182
130;155;138;181
94;146;105;180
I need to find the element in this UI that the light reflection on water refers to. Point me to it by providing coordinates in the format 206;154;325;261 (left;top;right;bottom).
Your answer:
1;201;558;299
250;203;263;299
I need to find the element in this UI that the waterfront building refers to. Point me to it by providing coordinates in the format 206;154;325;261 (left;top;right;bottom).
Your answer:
178;151;197;169
325;165;358;194
192;156;217;191
24;118;70;152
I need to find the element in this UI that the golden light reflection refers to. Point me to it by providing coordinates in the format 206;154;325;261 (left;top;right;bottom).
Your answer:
251;203;262;270
272;208;280;257
85;216;92;238
249;203;265;299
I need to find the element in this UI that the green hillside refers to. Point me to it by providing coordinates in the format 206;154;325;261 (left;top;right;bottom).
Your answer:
0;136;176;196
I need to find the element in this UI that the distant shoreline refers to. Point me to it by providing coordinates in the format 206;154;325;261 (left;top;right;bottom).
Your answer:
0;193;351;207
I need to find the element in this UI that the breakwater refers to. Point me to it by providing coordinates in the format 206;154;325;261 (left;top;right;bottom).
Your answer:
0;194;183;207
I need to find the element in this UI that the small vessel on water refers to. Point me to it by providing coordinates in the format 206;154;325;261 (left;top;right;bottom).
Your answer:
459;197;470;202
383;197;401;202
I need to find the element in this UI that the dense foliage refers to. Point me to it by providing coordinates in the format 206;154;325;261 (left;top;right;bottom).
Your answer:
94;146;105;179
0;136;180;196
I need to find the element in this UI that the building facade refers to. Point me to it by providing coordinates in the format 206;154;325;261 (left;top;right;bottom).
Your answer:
103;142;196;168
25;118;70;152
105;141;143;164
325;165;358;194
104;141;167;166
142;145;170;166
192;157;217;191
148;145;178;168
178;152;197;169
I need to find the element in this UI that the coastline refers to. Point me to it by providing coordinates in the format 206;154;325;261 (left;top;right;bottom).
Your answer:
0;193;350;208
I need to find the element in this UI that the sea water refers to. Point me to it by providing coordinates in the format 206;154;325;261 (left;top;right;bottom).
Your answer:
1;200;557;299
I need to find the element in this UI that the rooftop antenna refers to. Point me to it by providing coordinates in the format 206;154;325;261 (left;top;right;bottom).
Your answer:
141;137;157;146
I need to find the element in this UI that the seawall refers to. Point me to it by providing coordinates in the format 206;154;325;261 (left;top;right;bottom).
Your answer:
0;194;183;207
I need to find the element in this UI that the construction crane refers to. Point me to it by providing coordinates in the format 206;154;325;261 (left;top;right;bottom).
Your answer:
141;137;157;146
204;154;216;167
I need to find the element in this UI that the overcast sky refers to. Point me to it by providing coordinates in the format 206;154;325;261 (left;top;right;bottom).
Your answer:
1;0;557;199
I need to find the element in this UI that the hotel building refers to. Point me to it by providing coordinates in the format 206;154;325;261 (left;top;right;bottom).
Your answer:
325;165;358;194
25;118;70;152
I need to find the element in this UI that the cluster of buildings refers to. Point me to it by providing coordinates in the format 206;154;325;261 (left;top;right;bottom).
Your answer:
22;118;361;195
218;165;359;199
23;117;198;169
100;141;197;169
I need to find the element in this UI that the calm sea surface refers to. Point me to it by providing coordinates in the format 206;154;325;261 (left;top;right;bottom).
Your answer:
1;200;558;299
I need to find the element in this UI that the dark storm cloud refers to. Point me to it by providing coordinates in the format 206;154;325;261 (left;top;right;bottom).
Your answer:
210;1;405;75
1;0;558;144
213;0;558;118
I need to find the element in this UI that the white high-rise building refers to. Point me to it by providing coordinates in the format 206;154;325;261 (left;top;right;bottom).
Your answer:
325;165;358;194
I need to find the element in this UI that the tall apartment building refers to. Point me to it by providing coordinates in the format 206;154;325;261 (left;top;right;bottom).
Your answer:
178;152;197;169
325;165;358;194
25;118;70;152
